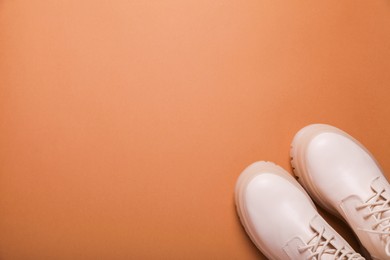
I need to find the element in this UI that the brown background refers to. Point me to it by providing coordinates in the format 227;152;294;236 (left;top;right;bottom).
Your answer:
1;0;390;259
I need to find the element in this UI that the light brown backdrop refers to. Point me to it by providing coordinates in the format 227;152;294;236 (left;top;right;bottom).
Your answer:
1;1;390;259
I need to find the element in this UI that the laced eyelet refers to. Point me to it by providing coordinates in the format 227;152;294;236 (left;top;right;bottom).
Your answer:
362;213;371;219
355;205;364;211
354;187;390;253
298;227;363;259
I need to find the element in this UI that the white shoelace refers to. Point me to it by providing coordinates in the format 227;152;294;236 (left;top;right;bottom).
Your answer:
355;187;390;256
298;226;364;260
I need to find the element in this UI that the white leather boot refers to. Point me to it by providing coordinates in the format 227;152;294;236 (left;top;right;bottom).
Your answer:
291;124;390;260
235;161;364;259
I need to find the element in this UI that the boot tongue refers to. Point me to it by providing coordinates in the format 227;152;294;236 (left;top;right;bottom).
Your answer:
310;216;345;249
371;176;390;197
309;216;352;259
370;176;390;234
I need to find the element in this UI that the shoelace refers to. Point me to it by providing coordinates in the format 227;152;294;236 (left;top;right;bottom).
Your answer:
298;227;364;260
355;187;390;256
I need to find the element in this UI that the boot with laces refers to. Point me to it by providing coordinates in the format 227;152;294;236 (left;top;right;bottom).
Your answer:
235;161;364;260
291;124;390;259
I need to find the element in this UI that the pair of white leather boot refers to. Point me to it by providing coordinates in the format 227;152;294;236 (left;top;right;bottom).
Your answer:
235;124;390;260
